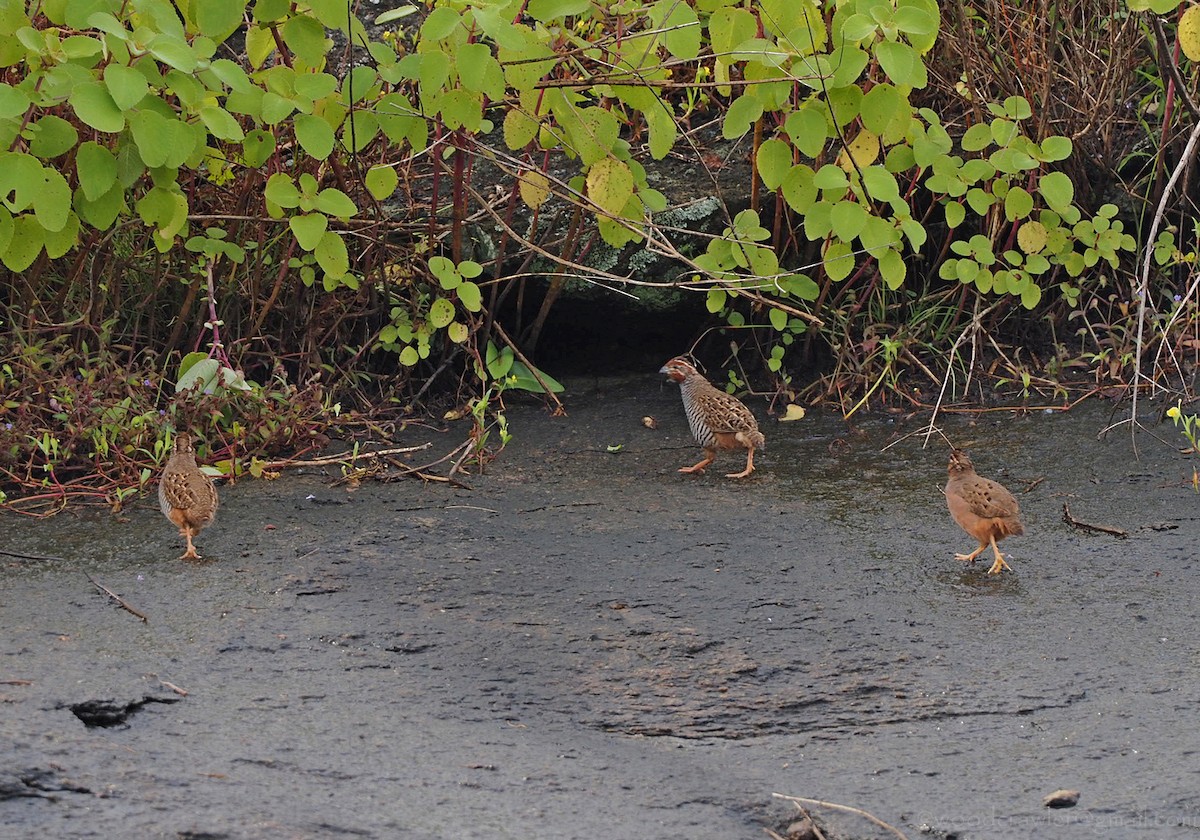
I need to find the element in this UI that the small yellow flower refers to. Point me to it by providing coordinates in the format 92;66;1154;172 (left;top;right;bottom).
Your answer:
1168;405;1182;420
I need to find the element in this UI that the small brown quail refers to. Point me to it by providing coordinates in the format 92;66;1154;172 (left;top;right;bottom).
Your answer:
159;433;219;560
944;448;1023;574
660;357;765;479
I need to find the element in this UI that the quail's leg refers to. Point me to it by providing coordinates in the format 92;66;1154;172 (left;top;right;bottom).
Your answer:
985;536;1012;575
955;542;988;563
679;448;716;474
180;530;202;561
725;446;755;479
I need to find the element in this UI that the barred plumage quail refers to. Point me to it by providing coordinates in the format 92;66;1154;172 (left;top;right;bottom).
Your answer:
944;448;1023;574
159;433;219;560
660;357;765;479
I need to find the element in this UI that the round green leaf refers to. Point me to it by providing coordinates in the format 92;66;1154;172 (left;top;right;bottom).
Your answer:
294;113;335;159
314;229;349;278
103;63;148;110
447;321;469;344
70;82;125;133
2;214;43;271
28;115;78;159
457;280;483;312
365;165;398;201
723;94;763;140
316;188;358;218
756;138;792;191
289;213;328;251
830;200;868;241
429;296;455;329
1038;171;1074;215
1004;185;1034;221
824;241;855;281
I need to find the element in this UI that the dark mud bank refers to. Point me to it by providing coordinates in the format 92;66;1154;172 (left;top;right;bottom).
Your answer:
3;377;1199;839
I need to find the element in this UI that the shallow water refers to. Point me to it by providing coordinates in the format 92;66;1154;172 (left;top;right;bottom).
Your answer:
2;377;1198;839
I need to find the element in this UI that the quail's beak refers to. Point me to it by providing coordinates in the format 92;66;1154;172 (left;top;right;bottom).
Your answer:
658;365;670;375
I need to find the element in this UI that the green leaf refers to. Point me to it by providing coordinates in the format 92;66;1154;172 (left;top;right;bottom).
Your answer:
129;110;197;169
70;82;125;133
1038;171;1074;215
723;94;763;140
103;64;148;110
527;0;591;22
781;164;817;213
3;214;43;271
830;200;868;241
75;141;117;201
706;288;727;313
503;109;538;150
861;166;900;203
813;164;848;190
265;173;300;208
961;122;992;152
0;84;28;120
314;229;349;278
824;241;855;281
421;6;461;40
769;307;787;331
316;188;357;218
281;15;329;65
294;113;335;159
878;248;906;289
1004;185;1034;221
784;106;827;159
289;213;328;251
1039;135;1072;162
28;115;77;159
199;105;245;141
756;138;792;191
875;40;926;88
944;201;965;228
147;33;197;72
33;167;72;232
196;0;244;42
458;280;482;312
365;165;398;201
654;0;701;60
429;296;455;329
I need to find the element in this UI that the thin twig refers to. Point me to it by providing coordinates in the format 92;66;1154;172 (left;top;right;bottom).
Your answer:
772;794;910;840
84;573;149;623
259;443;431;470
0;548;68;562
1062;502;1129;538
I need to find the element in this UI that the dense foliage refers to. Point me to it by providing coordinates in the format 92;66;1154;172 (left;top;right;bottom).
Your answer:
1;0;1198;507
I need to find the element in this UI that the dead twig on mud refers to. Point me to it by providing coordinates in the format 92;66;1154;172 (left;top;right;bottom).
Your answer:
772;793;910;840
84;573;149;623
0;548;67;562
260;443;432;470
1062;502;1129;538
159;679;189;696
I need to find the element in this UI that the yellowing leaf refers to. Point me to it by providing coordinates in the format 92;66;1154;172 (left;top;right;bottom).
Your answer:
836;129;880;172
586;157;633;216
779;403;806;422
1182;6;1200;62
519;170;551;210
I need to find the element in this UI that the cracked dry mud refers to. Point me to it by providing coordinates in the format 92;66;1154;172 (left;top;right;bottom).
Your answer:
3;375;1199;839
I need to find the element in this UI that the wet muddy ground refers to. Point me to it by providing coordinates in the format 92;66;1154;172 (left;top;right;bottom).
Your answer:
3;376;1200;839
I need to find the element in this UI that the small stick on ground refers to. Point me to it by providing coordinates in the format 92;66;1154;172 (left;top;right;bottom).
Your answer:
1062;502;1129;538
259;443;432;471
0;548;68;562
772;794;909;840
84;573;149;623
159;680;189;696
